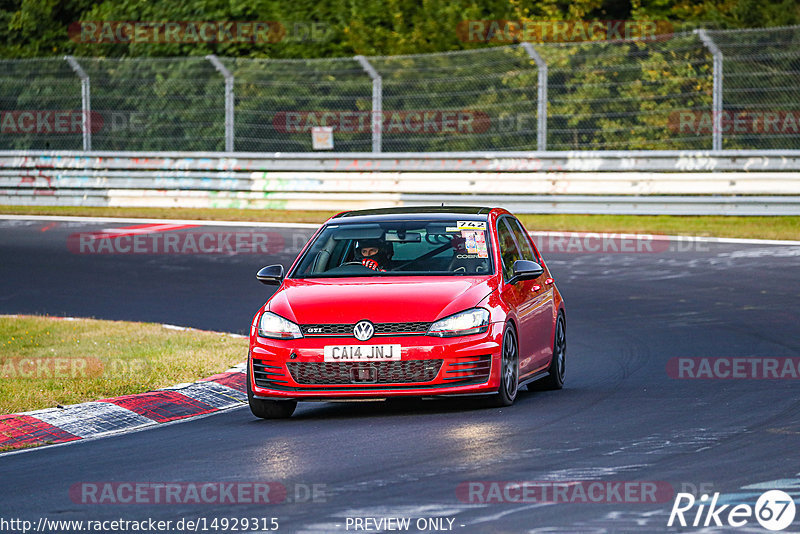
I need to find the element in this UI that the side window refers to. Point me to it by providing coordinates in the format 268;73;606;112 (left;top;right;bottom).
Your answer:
331;240;352;266
508;218;539;263
497;219;522;280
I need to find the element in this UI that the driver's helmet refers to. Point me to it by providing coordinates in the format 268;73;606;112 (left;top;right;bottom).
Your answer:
355;238;393;270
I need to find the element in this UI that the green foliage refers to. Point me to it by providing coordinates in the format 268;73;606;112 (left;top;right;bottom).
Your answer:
1;0;798;59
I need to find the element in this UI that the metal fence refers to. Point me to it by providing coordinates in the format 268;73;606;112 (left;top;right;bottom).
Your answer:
1;25;799;153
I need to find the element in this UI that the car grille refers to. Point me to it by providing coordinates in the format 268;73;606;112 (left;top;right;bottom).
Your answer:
442;355;492;382
286;360;443;385
300;322;432;337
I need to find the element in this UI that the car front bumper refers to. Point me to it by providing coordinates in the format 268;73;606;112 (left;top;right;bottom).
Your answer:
248;322;504;400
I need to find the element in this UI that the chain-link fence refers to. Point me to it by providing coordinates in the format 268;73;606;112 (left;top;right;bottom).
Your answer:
1;25;799;152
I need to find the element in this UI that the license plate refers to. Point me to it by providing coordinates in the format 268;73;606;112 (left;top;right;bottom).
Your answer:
323;344;401;362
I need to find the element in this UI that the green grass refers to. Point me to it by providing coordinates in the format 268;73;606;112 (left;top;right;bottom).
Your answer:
0;315;248;414
515;214;800;241
1;206;799;240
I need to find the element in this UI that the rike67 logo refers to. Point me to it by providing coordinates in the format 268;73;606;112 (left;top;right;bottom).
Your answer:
668;490;796;531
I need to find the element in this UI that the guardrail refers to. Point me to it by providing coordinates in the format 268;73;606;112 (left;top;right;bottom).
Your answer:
2;150;800;215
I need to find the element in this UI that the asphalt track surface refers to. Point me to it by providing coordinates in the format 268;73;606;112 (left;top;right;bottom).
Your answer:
1;218;800;533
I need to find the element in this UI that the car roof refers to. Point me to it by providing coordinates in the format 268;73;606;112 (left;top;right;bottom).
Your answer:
331;206;497;224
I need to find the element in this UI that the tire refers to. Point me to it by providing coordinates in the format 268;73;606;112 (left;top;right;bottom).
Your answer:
533;313;566;391
247;359;297;419
487;323;519;407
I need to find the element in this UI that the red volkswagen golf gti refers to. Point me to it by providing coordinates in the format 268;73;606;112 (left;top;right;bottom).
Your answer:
247;206;566;418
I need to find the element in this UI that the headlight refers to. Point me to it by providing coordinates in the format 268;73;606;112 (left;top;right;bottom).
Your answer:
258;311;303;340
427;308;490;337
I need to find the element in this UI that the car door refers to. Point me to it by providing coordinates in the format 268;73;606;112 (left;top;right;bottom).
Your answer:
497;217;540;378
507;217;555;373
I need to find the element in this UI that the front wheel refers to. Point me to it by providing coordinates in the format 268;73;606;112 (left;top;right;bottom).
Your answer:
247;359;297;419
486;324;519;407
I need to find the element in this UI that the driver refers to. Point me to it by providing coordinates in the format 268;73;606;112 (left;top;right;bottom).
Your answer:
356;239;392;271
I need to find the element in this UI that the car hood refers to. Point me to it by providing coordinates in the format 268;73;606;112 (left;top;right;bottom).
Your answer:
266;276;497;324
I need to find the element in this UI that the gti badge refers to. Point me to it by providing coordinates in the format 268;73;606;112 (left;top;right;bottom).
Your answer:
353;320;375;341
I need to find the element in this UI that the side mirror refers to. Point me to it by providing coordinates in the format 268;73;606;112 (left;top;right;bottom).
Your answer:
256;264;284;286
508;260;544;284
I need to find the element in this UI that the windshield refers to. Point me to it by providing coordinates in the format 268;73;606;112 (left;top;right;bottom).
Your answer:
291;219;494;278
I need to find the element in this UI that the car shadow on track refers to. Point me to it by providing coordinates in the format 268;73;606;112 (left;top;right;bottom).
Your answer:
262;388;562;421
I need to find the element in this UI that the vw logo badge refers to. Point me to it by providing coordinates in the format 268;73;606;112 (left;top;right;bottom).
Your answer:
353;320;374;341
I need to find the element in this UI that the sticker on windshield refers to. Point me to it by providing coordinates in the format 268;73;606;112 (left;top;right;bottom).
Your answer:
475;232;489;258
457;221;486;230
461;230;479;253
